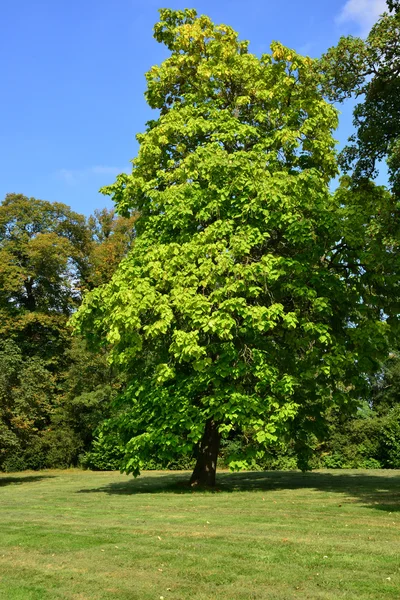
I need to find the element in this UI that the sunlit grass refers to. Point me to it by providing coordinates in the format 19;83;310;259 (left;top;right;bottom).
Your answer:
1;469;399;599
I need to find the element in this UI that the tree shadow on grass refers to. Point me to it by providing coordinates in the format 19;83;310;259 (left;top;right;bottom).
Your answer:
0;475;55;487
77;469;400;512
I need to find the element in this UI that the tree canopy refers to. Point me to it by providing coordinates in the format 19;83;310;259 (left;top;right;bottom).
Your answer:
72;9;400;485
319;1;400;195
0;195;132;471
1;6;399;481
0;193;91;362
86;208;137;289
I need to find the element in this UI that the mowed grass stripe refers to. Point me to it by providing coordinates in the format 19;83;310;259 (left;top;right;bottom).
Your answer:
1;469;399;599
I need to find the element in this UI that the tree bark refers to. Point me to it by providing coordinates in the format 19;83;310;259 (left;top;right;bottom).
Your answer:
190;419;221;487
24;277;36;311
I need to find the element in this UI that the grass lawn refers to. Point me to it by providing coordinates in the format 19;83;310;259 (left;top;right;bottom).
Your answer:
0;469;399;599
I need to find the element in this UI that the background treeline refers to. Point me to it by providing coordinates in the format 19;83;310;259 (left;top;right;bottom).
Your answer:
2;2;400;472
0;193;135;471
0;192;399;472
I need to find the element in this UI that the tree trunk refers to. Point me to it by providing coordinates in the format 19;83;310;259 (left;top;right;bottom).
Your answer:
190;419;221;487
24;277;36;311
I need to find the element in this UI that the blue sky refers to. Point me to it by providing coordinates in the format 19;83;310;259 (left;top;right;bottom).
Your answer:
0;0;387;216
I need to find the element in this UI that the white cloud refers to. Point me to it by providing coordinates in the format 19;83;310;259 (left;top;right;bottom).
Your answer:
57;165;131;185
58;168;78;185
336;0;387;37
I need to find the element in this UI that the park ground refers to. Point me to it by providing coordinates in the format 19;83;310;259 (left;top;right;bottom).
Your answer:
0;469;399;599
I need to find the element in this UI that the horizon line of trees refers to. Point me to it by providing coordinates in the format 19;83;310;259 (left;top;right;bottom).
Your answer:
1;1;400;475
0;186;399;473
0;194;136;471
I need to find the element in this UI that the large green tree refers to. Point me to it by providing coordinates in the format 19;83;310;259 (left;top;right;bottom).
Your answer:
73;9;399;485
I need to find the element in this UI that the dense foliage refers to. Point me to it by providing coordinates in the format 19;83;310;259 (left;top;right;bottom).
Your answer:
0;193;90;364
0;198;132;471
73;9;399;485
1;4;399;478
319;2;400;195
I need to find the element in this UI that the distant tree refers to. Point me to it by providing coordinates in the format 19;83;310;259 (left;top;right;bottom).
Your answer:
371;351;400;415
70;9;397;485
54;337;124;455
86;208;137;288
0;195;134;471
0;193;91;363
0;339;54;471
